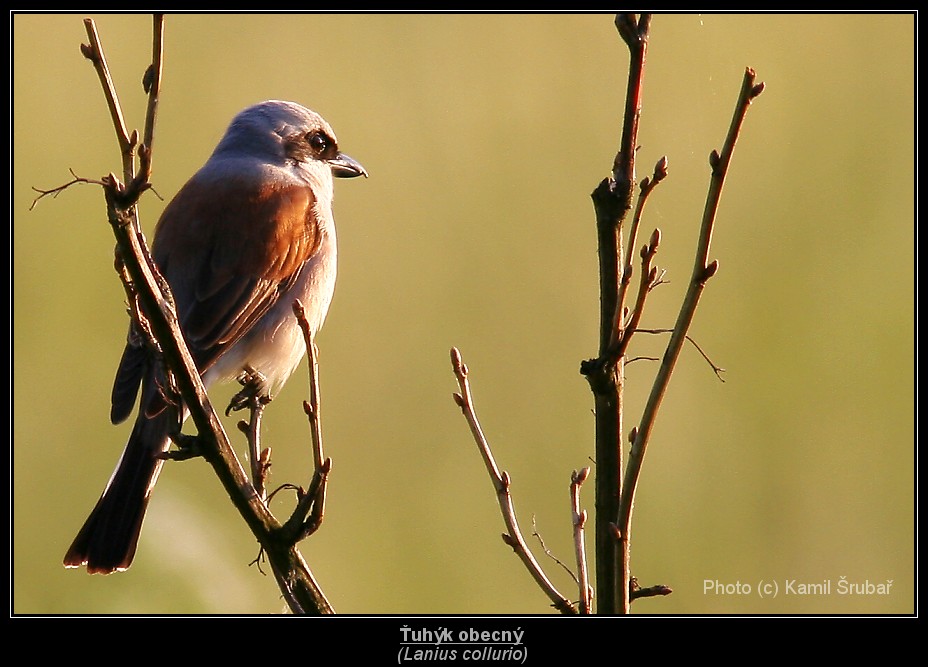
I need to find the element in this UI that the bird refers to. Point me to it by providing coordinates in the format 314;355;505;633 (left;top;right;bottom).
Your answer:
63;100;367;574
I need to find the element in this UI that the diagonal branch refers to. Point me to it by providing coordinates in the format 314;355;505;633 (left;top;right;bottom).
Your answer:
618;68;765;561
450;348;577;615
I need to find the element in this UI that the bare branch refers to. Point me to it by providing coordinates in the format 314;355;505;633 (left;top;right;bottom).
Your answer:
615;227;661;360
30;169;104;210
450;347;576;615
280;300;332;544
614;157;668;349
618;67;764;558
235;389;272;501
74;16;334;615
581;11;651;616
570;467;593;614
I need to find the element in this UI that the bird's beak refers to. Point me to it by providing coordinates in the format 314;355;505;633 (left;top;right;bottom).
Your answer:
329;152;368;179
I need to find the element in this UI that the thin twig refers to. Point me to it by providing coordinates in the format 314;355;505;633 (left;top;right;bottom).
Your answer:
531;516;579;585
618;68;764;570
450;347;576;615
30;169;103;210
613;157;668;350
279;299;331;543
236;393;271;501
81;19;135;183
614;227;661;360
570;467;593;614
635;328;727;381
629;579;673;601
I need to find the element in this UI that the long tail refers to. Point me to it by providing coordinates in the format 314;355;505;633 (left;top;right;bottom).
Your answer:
63;411;171;574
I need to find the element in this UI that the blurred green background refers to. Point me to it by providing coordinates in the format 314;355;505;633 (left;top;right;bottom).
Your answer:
13;13;914;615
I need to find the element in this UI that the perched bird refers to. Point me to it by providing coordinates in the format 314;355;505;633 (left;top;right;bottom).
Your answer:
64;100;366;574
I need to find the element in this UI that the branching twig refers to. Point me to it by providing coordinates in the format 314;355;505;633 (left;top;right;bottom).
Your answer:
615;227;661;360
450;348;576;615
236;392;272;501
30;169;103;210
613;157;668;350
70;15;333;615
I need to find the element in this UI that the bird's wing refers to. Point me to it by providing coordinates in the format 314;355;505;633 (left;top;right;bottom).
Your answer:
110;170;321;421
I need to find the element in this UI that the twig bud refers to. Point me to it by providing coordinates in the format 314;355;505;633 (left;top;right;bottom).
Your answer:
650;227;661;250
501;471;511;490
702;260;720;281
653;156;668;182
608;522;623;541
142;64;155;93
450;346;462;370
452;392;465;408
751;81;766;98
709;149;721;170
572;466;591;485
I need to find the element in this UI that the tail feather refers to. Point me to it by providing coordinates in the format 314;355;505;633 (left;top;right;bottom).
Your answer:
64;413;170;574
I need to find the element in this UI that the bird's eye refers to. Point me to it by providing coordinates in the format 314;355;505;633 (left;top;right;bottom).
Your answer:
307;131;329;153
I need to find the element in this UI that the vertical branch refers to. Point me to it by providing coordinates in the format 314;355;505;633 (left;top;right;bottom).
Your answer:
280;300;332;543
141;14;163;158
581;12;650;616
570;467;593;614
